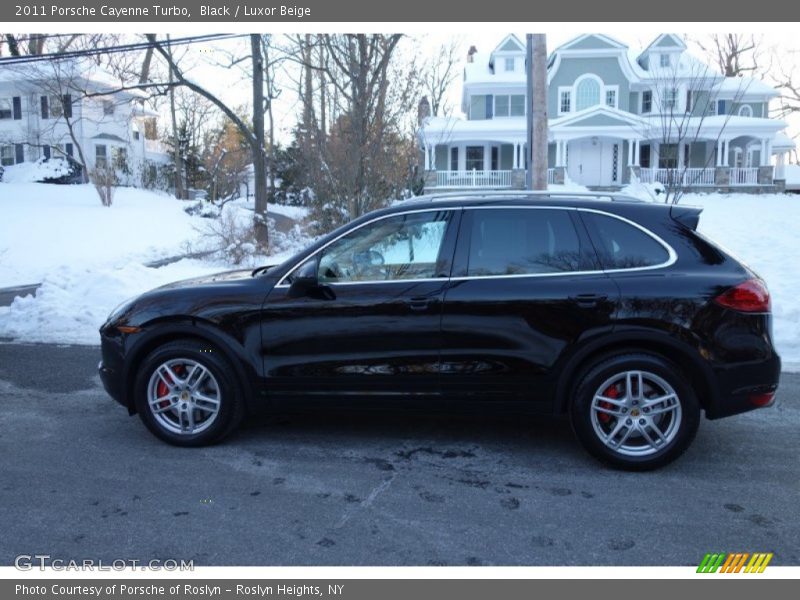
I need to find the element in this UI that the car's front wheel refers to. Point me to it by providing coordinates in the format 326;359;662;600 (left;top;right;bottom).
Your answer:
570;353;700;470
133;340;244;446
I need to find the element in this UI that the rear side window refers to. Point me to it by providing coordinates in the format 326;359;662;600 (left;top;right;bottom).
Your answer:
582;212;671;269
466;208;585;276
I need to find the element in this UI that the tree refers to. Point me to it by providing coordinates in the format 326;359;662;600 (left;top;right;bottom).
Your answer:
421;40;460;117
695;34;763;78
634;57;749;204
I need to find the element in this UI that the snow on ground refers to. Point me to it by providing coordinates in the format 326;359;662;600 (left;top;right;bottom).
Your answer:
0;158;75;184
0;183;208;287
0;259;225;345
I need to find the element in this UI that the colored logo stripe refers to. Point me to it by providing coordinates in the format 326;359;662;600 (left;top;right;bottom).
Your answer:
697;552;773;573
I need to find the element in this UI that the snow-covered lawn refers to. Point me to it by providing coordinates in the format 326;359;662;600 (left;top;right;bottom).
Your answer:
0;182;798;373
0;183;207;287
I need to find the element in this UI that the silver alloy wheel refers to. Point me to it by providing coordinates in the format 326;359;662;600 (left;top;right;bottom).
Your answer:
590;370;682;457
146;358;221;435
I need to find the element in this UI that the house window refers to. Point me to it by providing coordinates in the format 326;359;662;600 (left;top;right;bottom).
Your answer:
560;91;571;114
658;144;678;169
466;146;484;171
41;95;49;119
95;144;108;168
491;146;499;170
49;95;64;119
450;147;458;171
0;98;12;120
43;145;51;159
102;100;115;116
112;147;128;169
605;89;617;108
717;100;727;115
685;90;693;112
642;91;652;113
640;144;651;168
133;130;141;141
660;54;671;68
663;88;678;111
504;57;515;72
494;94;525;117
66;143;74;157
0;145;14;166
576;78;601;111
738;105;753;117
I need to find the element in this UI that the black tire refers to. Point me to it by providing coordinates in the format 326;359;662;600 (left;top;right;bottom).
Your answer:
133;339;245;446
570;352;700;471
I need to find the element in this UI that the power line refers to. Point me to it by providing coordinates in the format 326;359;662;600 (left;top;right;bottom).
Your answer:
0;34;248;67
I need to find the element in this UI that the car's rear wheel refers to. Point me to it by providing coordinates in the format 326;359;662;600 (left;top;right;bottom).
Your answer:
570;353;700;470
133;340;244;446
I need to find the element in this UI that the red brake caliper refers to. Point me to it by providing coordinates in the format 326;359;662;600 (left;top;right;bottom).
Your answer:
598;384;619;423
157;364;184;409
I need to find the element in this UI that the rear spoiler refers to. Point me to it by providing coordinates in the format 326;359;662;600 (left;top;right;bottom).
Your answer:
669;205;703;231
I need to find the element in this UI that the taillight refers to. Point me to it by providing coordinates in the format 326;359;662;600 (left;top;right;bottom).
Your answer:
714;279;771;313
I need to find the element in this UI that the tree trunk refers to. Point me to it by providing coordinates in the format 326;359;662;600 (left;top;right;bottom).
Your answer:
251;34;269;250
530;34;548;191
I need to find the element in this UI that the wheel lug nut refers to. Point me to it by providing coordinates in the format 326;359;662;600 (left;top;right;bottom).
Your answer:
622;408;627;413
626;419;632;425
639;418;646;425
643;407;649;413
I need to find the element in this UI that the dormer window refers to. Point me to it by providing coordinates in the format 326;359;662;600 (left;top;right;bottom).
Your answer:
504;57;515;72
576;77;601;111
660;54;671;68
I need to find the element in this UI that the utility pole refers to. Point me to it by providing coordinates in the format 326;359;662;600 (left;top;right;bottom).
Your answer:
167;34;184;200
526;33;548;190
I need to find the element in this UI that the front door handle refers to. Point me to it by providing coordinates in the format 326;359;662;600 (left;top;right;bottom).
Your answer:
406;297;432;311
569;293;608;308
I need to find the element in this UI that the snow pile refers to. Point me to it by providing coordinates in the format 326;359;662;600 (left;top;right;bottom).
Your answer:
0;183;206;287
0;259;224;345
783;164;800;190
1;158;75;184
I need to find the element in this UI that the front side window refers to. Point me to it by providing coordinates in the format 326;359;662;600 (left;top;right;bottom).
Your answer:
583;213;670;270
467;209;586;276
317;211;451;283
465;146;484;171
560;90;571;113
575;78;601;111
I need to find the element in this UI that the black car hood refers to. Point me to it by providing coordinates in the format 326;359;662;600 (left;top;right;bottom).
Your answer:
156;268;255;290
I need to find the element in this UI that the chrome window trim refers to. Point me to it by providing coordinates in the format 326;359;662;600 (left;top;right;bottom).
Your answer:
274;204;677;288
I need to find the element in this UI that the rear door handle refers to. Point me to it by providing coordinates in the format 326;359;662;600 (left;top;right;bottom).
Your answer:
406;296;432;311
569;293;608;307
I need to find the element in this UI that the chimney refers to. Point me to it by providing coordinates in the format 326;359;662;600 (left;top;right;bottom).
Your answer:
417;96;431;125
467;46;477;63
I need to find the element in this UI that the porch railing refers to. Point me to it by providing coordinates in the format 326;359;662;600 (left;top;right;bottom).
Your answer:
547;168;556;184
639;167;715;187
435;170;512;188
730;167;759;185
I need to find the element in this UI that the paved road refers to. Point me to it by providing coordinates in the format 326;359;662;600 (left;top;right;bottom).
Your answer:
0;342;798;566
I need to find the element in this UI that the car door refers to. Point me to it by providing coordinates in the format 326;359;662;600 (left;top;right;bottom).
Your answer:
439;206;619;405
260;207;460;400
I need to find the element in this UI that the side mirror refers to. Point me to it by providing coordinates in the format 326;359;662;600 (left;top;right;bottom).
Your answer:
287;257;319;298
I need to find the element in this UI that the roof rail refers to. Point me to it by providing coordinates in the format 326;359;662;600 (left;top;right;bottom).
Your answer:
410;190;641;203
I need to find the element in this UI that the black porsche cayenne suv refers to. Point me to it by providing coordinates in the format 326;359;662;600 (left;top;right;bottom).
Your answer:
99;192;780;470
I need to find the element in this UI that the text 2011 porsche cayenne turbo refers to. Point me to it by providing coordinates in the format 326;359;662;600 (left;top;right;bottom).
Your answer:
99;192;780;470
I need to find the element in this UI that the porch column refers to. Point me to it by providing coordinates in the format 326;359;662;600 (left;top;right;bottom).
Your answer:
634;140;640;166
513;143;519;169
716;140;723;166
424;145;430;170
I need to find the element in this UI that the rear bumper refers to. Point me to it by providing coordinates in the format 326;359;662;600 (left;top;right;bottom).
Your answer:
705;352;781;419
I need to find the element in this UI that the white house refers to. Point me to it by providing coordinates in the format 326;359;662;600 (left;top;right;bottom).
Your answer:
419;34;796;191
0;58;169;185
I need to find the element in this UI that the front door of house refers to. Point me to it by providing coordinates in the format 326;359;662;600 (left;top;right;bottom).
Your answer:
568;139;614;186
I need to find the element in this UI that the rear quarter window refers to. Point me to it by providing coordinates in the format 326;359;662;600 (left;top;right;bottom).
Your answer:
582;212;671;270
